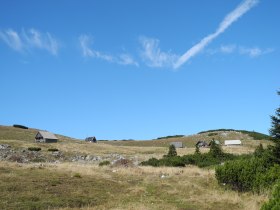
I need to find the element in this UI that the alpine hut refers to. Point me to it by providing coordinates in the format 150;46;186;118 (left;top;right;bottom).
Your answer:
224;140;241;146
35;131;58;143
85;136;97;143
170;142;184;148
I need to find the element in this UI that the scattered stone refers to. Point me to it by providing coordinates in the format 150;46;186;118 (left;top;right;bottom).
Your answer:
113;158;134;167
160;173;169;179
0;144;11;150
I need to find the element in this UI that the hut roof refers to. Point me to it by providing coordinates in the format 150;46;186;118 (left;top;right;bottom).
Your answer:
170;142;183;148
38;131;58;140
224;140;241;145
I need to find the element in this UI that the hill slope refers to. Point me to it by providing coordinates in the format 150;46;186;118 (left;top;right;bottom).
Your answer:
0;125;79;148
103;129;271;147
198;129;270;140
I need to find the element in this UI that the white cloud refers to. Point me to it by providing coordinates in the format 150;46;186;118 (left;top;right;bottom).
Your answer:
0;28;59;55
207;44;274;57
0;29;23;52
239;47;274;57
173;0;259;69
139;36;178;68
79;34;95;57
220;45;236;53
79;34;114;62
79;34;138;66
23;29;59;55
118;54;139;66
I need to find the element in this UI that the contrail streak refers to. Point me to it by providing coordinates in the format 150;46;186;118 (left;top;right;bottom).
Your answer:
173;0;259;69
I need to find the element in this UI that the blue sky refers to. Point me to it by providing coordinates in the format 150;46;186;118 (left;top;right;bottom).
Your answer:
0;0;279;140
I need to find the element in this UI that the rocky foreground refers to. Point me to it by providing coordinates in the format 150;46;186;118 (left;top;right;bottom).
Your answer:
0;144;139;166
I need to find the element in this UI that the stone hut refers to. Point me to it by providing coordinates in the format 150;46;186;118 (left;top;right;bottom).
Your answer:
85;137;97;143
35;131;58;143
170;142;184;148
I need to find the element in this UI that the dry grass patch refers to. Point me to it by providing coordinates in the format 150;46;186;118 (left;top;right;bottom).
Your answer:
0;161;268;210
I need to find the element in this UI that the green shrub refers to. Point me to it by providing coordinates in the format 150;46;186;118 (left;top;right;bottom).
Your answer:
13;124;28;129
159;156;185;167
48;148;59;152
73;173;82;178
209;140;223;158
254;143;265;157
261;181;280;210
156;135;184;139
99;161;110;166
141;158;160;167
208;133;218;136
215;155;275;192
141;157;185;167
28;147;41;152
182;153;236;168
31;157;46;163
254;164;280;193
195;145;201;155
141;141;238;168
165;144;177;157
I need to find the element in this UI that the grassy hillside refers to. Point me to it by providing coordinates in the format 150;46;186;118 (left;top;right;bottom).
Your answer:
103;130;271;148
198;129;270;140
0;125;77;143
0;161;267;210
0;125;270;209
0;125;166;160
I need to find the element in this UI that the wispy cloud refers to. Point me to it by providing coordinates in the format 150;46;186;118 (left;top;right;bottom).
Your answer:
23;29;59;55
0;28;59;55
79;34;138;66
239;47;274;57
174;0;259;69
207;44;274;57
220;45;236;53
118;53;139;66
0;29;23;52
139;36;178;68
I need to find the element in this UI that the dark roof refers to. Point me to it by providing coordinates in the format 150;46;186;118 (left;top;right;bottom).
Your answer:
85;137;96;141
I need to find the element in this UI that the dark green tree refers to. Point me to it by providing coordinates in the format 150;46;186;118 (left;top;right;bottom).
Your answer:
268;90;280;162
209;140;223;158
270;90;280;141
254;143;265;157
166;144;177;157
195;145;201;155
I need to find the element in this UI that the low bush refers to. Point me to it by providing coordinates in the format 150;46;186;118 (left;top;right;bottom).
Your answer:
215;146;280;193
73;173;82;178
208;133;218;136
165;144;177;157
261;181;280;210
141;156;185;167
182;152;236;168
13;124;28;129
28;147;41;152
254;164;280;193
48;148;59;152
156;135;184;139
141;143;238;168
31;157;46;163
209;140;223;158
216;157;265;192
254;143;265;157
141;158;160;167
99;161;110;166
